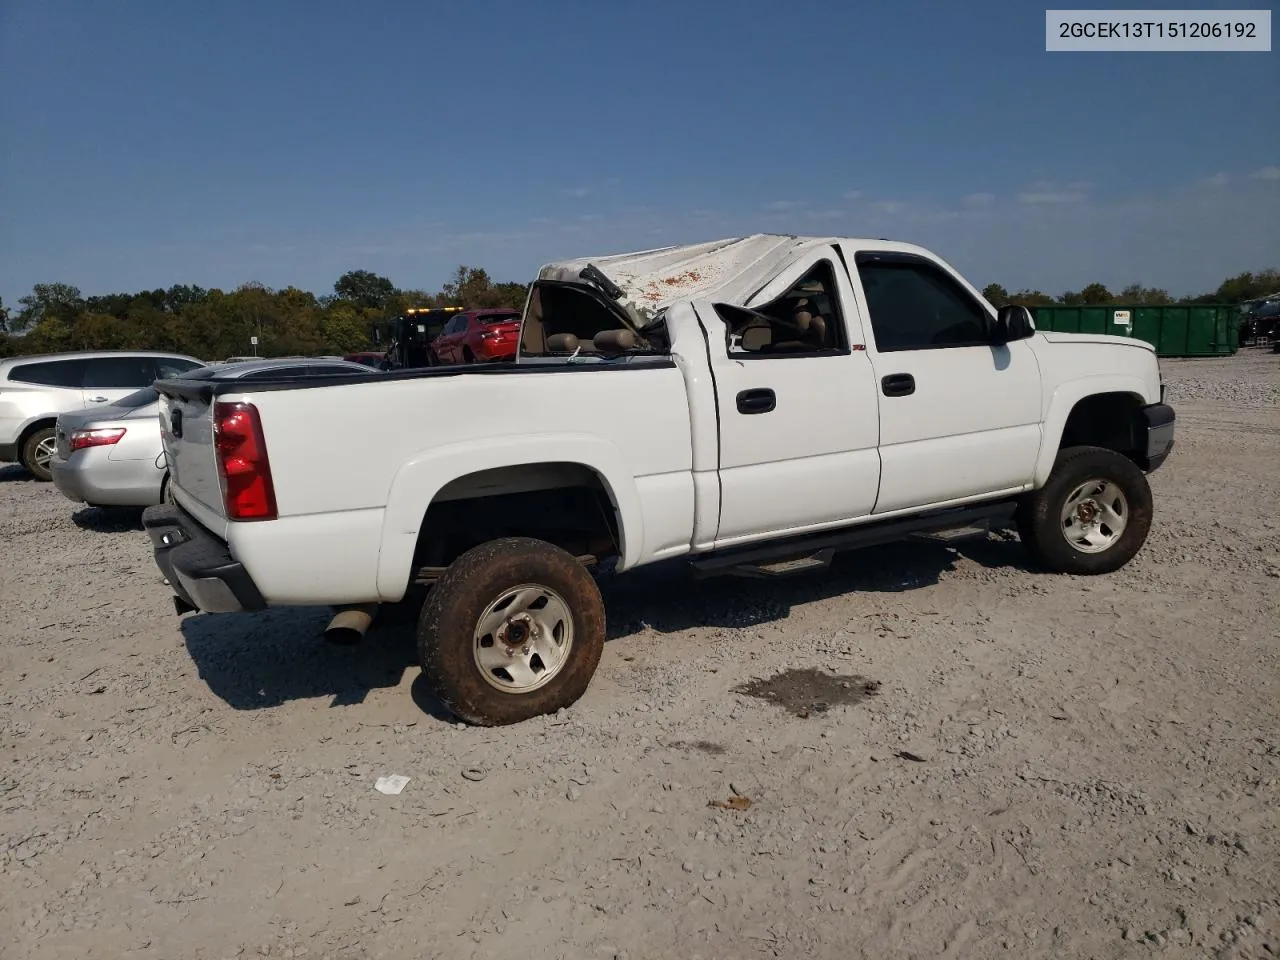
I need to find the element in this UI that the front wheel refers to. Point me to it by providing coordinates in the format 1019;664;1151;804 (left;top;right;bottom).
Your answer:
1016;445;1153;575
417;537;606;726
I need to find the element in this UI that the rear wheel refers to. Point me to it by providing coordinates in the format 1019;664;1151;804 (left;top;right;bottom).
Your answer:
21;427;57;482
1016;445;1153;575
417;537;606;726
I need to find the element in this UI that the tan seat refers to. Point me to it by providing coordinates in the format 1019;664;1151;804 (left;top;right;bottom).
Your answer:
546;333;580;353
593;329;637;354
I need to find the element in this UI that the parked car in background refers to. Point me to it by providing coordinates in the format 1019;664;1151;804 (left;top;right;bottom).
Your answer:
51;386;176;507
429;308;523;364
51;357;376;508
0;351;203;481
343;351;387;368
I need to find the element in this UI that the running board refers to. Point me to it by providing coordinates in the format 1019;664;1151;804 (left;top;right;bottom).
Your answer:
690;501;1017;580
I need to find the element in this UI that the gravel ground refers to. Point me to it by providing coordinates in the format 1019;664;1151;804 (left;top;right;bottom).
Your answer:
2;350;1277;960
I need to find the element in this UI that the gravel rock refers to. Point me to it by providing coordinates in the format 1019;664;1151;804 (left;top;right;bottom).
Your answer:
0;351;1276;959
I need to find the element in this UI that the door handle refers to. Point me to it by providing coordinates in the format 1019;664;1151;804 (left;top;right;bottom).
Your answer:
736;388;776;414
90;396;109;403
880;374;915;397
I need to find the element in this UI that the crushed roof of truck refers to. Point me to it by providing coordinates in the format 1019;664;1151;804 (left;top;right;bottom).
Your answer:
535;233;930;316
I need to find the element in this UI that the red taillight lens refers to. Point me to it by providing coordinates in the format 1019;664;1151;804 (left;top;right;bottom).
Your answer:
70;427;126;451
213;401;277;521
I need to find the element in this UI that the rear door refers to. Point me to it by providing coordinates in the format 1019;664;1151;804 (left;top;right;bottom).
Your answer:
80;355;161;408
700;249;881;547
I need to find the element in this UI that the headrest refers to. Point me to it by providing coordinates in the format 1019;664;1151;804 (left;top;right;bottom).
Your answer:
740;325;772;351
546;333;580;353
593;329;637;354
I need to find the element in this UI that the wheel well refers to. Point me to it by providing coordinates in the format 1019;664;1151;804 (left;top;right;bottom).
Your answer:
409;463;621;587
17;418;57;456
1058;393;1144;463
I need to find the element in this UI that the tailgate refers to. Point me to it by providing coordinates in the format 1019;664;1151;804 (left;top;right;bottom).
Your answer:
157;384;228;528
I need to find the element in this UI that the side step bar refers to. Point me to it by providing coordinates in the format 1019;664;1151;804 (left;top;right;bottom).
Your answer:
689;500;1017;580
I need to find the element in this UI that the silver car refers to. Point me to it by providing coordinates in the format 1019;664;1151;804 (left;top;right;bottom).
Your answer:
49;357;378;508
0;350;203;481
50;386;175;507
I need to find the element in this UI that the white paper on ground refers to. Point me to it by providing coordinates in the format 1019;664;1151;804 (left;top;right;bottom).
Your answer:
374;774;410;795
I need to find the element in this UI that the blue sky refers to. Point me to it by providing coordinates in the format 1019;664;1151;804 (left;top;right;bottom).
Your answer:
1;0;1277;304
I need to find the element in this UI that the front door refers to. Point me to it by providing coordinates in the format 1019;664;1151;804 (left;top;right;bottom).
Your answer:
700;250;882;548
847;249;1042;515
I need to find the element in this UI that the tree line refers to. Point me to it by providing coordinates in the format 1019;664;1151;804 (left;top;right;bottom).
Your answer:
0;267;531;360
980;269;1279;309
1;264;1276;361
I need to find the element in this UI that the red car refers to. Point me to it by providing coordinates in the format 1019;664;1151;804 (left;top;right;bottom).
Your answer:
429;308;522;364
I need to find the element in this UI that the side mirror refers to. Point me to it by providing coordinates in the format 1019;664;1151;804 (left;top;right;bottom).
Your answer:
994;304;1035;344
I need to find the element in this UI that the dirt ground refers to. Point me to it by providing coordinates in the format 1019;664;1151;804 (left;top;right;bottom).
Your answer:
2;350;1277;960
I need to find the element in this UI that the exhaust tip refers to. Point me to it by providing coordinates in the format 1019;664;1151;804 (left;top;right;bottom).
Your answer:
323;626;365;646
323;604;379;645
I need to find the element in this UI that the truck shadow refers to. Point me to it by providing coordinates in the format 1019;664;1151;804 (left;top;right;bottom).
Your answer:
600;534;1034;641
0;464;33;483
179;534;1033;718
71;505;145;533
180;607;453;718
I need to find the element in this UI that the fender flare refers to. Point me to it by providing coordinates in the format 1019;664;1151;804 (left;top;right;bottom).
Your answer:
376;433;643;599
1034;375;1151;486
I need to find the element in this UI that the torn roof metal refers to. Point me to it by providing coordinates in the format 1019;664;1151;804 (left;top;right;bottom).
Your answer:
535;233;934;317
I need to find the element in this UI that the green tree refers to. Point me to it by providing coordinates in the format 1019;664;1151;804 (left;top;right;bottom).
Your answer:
1116;284;1173;305
334;270;398;309
1207;269;1280;304
16;282;83;330
0;297;9;334
321;301;373;353
1006;289;1057;307
1060;282;1113;305
982;283;1010;307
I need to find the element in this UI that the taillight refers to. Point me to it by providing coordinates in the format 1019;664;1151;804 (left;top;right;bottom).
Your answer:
70;427;126;451
213;401;277;521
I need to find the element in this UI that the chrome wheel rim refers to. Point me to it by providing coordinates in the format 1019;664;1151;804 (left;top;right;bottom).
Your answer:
33;436;56;471
472;583;574;693
1060;479;1129;554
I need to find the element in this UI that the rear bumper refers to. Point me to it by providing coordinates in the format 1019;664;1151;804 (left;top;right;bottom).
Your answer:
474;339;517;361
142;504;266;614
51;452;164;506
1141;402;1175;473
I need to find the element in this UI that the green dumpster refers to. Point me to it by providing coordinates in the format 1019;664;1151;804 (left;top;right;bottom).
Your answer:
1031;304;1240;357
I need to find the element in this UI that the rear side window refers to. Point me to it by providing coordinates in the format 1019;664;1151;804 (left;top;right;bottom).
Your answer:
83;356;159;388
155;358;203;378
6;359;88;387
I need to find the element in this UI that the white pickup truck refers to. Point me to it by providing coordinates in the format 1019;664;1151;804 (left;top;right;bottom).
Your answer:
144;234;1175;725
